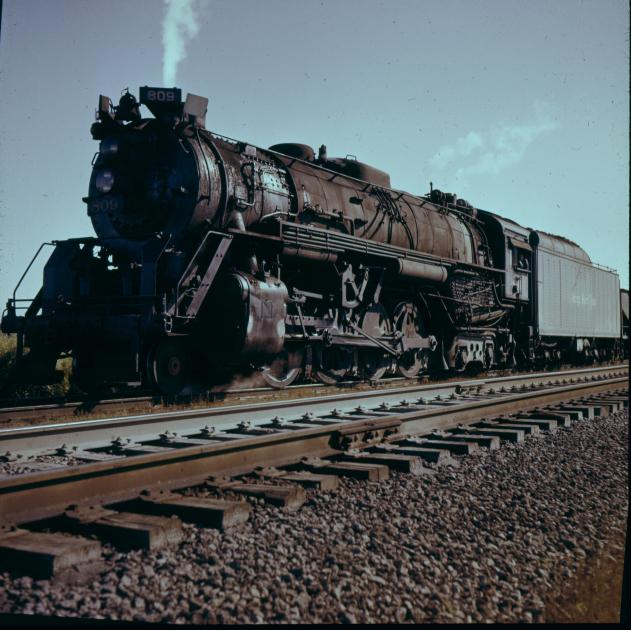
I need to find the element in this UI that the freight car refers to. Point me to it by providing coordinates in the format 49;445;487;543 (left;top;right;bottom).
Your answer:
1;87;625;395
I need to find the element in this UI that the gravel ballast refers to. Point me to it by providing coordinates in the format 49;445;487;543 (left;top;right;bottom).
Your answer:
0;408;627;623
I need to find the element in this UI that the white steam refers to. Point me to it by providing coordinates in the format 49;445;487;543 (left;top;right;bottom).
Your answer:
162;0;203;87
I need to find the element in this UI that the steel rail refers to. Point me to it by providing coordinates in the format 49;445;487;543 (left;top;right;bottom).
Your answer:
0;374;626;527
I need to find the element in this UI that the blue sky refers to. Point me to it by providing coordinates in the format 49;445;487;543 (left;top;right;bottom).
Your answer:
0;0;628;303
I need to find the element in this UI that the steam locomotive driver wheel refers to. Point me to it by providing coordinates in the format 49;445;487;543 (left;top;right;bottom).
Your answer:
393;302;429;378
358;303;392;380
260;348;304;389
314;345;354;385
146;337;192;396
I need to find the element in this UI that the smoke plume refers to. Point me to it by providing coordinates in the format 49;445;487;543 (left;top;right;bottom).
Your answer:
162;0;203;87
429;102;560;180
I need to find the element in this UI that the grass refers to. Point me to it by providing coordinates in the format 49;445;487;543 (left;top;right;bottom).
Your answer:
0;333;17;385
544;534;626;623
0;333;72;398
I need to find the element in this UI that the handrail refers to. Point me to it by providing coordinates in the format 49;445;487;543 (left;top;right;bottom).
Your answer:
12;243;54;302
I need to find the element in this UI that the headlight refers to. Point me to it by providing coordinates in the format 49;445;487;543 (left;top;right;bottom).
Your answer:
95;170;114;193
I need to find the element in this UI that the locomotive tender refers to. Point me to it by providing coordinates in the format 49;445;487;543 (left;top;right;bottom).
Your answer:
1;87;623;394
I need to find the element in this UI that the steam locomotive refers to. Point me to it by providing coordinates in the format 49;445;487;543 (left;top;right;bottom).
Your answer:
1;87;624;395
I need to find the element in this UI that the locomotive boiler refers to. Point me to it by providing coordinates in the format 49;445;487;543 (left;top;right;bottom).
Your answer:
1;87;623;395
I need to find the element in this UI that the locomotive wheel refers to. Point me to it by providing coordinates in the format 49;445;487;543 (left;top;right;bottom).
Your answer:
261;349;304;389
397;351;424;379
147;337;192;396
359;350;390;380
393;302;424;378
314;346;353;385
358;303;392;380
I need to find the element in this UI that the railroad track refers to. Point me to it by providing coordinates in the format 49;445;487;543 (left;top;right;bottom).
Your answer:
0;365;624;461
0;364;627;579
1;375;458;425
1;362;625;426
2;378;407;425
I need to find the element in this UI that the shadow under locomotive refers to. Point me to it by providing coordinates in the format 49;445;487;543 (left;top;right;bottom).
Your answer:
1;87;625;396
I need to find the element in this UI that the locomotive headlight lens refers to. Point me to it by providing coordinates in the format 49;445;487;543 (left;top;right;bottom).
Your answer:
96;169;114;193
99;137;119;158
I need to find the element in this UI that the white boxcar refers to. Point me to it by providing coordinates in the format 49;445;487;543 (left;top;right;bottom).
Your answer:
534;231;620;338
